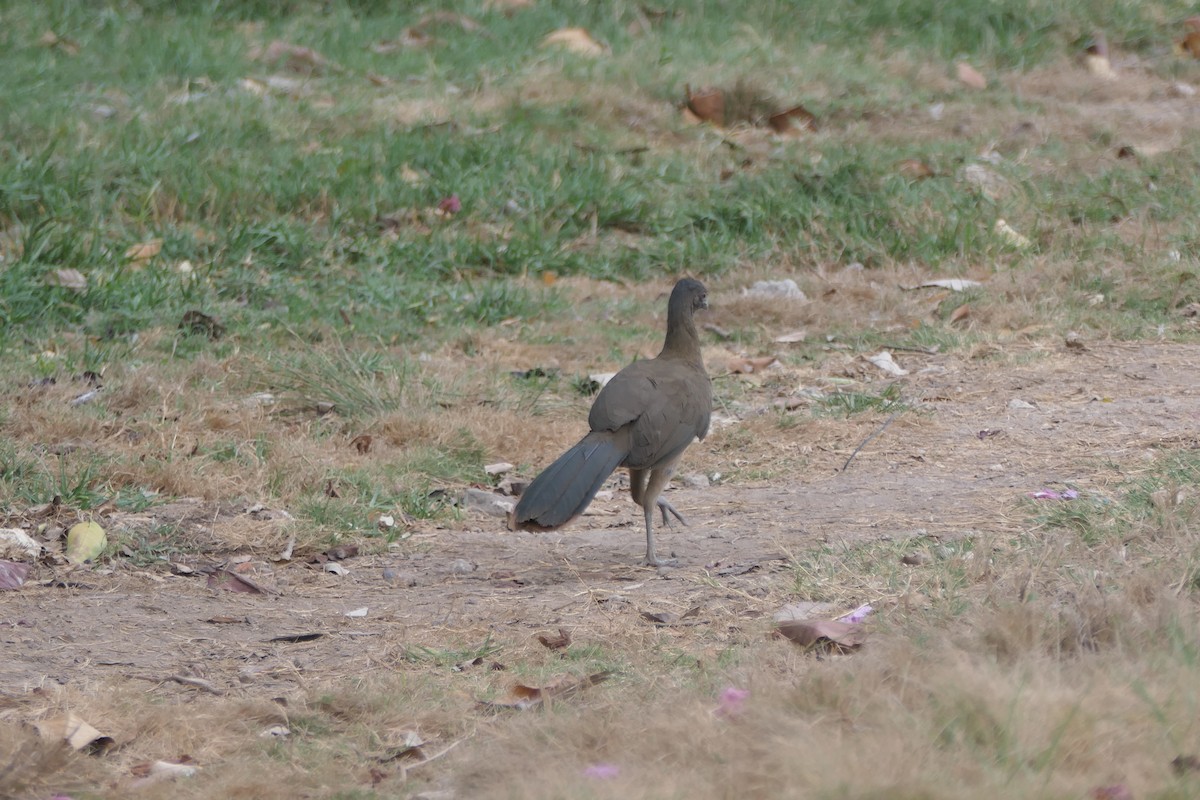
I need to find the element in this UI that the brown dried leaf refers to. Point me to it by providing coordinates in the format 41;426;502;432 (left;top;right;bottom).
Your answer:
949;303;971;325
46;268;88;292
207;568;270;595
179;310;224;339
727;355;778;374
536;628;572;650
542;27;605;56
485;671;611;711
776;619;866;650
38;30;80;55
250;39;335;74
1185;31;1200;58
896;159;935;180
767;104;817;135
955;61;988;90
685;85;724;125
351;434;373;454
125;238;163;263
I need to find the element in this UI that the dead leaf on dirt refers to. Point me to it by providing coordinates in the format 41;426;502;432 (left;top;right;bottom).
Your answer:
38;30;80;55
949;303;971;325
767;104;817;135
536;628;572;650
727;356;778;374
66;521;107;565
776;619;866;651
249;39;336;74
774;330;806;344
413;11;484;34
542;27;606;57
125;238;163;263
955;61;987;90
207;568;272;595
179;310;224;339
268;632;323;643
485;0;534;14
1182;30;1200;59
46;268;88;292
323;544;359;561
640;606;701;626
0;560;30;590
482;671;612;711
897;159;935;180
685;85;724;125
371;30;435;53
377;729;427;762
351;434;373;454
866;351;908;377
37;712;114;753
910;278;982;292
1172;754;1200;775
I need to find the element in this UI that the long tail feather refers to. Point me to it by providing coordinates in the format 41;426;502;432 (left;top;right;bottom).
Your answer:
511;431;627;530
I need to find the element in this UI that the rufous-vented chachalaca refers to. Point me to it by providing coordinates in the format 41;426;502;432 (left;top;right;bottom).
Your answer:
511;278;712;566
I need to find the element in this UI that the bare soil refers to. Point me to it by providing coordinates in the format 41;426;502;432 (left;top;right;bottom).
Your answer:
4;341;1197;698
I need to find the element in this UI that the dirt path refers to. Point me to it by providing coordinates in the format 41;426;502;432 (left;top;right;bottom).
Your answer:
4;342;1197;693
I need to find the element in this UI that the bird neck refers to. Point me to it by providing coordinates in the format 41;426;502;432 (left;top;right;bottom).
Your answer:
659;301;702;363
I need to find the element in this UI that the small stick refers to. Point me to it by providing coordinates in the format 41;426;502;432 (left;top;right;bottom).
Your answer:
841;412;898;472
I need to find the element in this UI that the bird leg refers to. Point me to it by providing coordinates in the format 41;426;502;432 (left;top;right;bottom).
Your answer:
656;497;688;527
640;466;679;567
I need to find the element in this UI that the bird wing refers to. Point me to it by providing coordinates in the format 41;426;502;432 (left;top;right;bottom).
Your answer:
588;357;712;470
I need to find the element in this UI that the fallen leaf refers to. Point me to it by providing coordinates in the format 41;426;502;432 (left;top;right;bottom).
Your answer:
437;194;462;215
207;568;269;594
727;356;779;375
995;218;1032;249
640;606;701;626
536;628;572;650
773;330;807;344
46;268;88;292
483;671;612;711
1183;31;1200;59
249;39;335;74
896;159;935;180
124;239;163;263
351;434;373;454
323;544;359;561
0;528;41;561
542;27;605;57
866;351;908;377
685;85;724;125
268;632;323;643
767;104;817;135
1171;754;1200;775
486;0;534;13
0;560;30;590
36;713;114;753
776;619;866;650
38;30;80;55
913;278;982;292
66;521;107;564
949;303;971;324
179;310;224;339
956;61;987;90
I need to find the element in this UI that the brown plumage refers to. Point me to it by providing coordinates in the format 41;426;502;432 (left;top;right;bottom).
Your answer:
511;278;712;566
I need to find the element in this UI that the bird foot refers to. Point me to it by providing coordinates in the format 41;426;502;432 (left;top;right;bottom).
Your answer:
656;497;689;528
642;554;679;568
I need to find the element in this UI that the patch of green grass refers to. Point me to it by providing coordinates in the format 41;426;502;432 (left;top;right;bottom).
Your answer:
815;382;909;418
402;636;502;669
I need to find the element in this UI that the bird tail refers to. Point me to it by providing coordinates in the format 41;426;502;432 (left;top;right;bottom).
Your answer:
510;431;627;531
